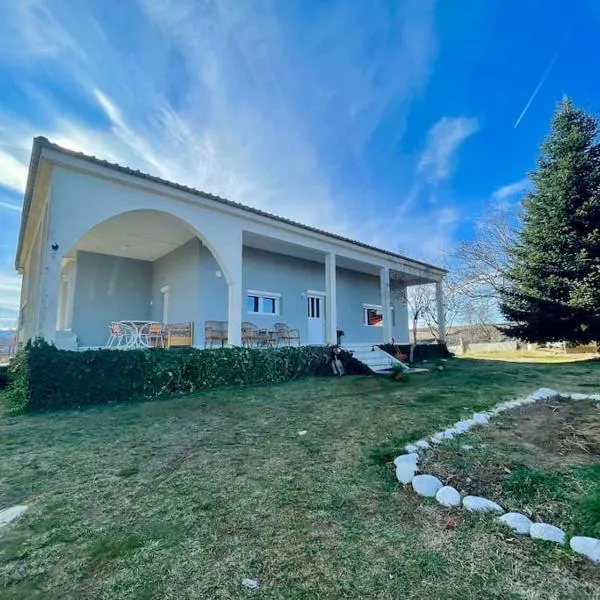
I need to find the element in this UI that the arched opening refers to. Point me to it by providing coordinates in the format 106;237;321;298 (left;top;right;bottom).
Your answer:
56;209;230;348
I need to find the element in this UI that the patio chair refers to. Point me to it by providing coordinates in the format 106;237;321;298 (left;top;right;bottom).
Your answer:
140;322;165;348
242;322;260;347
166;322;194;348
274;322;301;346
106;321;133;349
204;321;227;348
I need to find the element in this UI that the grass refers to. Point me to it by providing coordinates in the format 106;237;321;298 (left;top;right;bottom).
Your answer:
1;357;600;599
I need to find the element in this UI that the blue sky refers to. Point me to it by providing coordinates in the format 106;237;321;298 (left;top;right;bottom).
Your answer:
0;0;599;323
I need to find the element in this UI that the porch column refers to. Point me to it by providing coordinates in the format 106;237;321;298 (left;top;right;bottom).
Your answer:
226;245;243;347
38;246;62;344
325;252;337;345
380;266;392;343
435;279;446;342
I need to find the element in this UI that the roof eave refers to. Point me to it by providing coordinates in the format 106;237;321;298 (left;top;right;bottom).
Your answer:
15;136;48;272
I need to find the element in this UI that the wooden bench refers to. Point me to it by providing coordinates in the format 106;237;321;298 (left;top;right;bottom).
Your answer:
165;322;194;348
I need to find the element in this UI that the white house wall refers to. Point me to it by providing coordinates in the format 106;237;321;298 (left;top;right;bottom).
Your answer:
28;161;428;346
151;238;203;342
242;246;324;341
72;251;152;347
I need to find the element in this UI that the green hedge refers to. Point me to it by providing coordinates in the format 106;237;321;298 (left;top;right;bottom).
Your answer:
379;342;451;362
6;339;347;413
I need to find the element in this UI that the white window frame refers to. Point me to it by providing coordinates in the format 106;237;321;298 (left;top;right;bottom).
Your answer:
247;290;281;315
362;303;394;327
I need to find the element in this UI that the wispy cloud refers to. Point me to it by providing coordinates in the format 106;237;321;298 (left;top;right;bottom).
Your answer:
0;201;22;212
491;178;529;201
0;148;28;192
0;0;460;320
418;117;479;184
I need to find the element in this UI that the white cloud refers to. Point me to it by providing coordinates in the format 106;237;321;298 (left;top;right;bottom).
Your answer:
0;269;21;318
0;0;454;294
0;148;28;192
491;178;529;201
418;117;479;183
0;201;22;212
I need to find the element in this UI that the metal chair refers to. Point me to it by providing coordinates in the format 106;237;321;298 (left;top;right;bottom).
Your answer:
274;323;300;346
106;322;134;348
140;322;165;348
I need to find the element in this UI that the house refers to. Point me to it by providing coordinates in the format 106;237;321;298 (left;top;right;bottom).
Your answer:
15;137;447;350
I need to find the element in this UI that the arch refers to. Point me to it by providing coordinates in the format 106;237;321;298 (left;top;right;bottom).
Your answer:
61;208;235;286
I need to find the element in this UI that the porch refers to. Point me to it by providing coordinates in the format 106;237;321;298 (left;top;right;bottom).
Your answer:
48;209;445;350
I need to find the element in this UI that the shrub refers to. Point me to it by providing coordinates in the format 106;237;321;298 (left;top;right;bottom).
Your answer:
6;338;337;413
379;343;451;362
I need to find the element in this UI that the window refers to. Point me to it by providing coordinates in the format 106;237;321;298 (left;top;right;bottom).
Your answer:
247;290;281;315
363;304;394;327
363;305;383;327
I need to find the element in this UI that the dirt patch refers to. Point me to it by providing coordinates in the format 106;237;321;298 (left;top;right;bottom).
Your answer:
420;398;600;498
490;399;600;470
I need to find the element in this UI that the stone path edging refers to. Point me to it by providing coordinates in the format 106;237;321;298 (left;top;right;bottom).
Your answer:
394;387;600;565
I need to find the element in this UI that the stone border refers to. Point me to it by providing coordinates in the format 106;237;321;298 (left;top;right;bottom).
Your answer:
393;388;600;565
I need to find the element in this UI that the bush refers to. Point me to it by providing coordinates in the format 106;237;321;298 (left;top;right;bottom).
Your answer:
6;338;338;413
378;343;451;362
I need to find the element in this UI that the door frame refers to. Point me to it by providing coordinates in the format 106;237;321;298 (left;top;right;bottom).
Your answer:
306;290;326;345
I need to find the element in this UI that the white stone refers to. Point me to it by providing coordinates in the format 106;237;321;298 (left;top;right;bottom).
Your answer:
454;419;475;432
415;440;430;450
440;429;456;440
298;430;308;436
394;453;418;467
570;536;600;563
498;512;533;535
412;474;443;497
472;413;490;425
404;444;419;454
395;462;417;485
0;505;28;528
462;496;503;513
435;486;461;507
589;394;600;402
530;523;566;545
430;434;445;445
242;578;260;589
460;444;474;451
531;387;558;400
570;393;589;401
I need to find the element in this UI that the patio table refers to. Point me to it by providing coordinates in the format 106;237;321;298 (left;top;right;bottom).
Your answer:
119;320;160;349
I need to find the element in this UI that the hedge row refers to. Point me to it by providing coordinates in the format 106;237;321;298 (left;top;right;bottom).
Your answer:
5;339;368;413
379;342;451;362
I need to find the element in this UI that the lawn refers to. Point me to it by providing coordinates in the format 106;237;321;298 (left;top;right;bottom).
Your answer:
1;357;600;599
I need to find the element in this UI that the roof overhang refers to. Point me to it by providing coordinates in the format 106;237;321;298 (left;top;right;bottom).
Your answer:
16;137;448;281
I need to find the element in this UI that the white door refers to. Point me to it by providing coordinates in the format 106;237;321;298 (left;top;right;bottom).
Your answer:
307;294;325;344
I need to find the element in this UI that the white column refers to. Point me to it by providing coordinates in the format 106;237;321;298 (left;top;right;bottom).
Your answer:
38;247;61;344
325;252;337;345
435;279;446;342
226;249;243;347
380;266;392;343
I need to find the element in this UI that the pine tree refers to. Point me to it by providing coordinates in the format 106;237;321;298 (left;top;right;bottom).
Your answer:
500;99;600;343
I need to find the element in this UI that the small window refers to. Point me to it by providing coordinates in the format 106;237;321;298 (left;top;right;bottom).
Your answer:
363;305;383;327
363;304;394;327
247;290;281;315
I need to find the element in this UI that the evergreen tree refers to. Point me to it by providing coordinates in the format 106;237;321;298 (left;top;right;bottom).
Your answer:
500;99;600;343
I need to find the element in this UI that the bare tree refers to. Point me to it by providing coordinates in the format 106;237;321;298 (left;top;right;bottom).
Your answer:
406;284;430;345
455;205;518;302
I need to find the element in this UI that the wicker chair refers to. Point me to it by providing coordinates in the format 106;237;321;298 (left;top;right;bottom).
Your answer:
204;321;227;347
274;322;300;346
242;322;260;347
